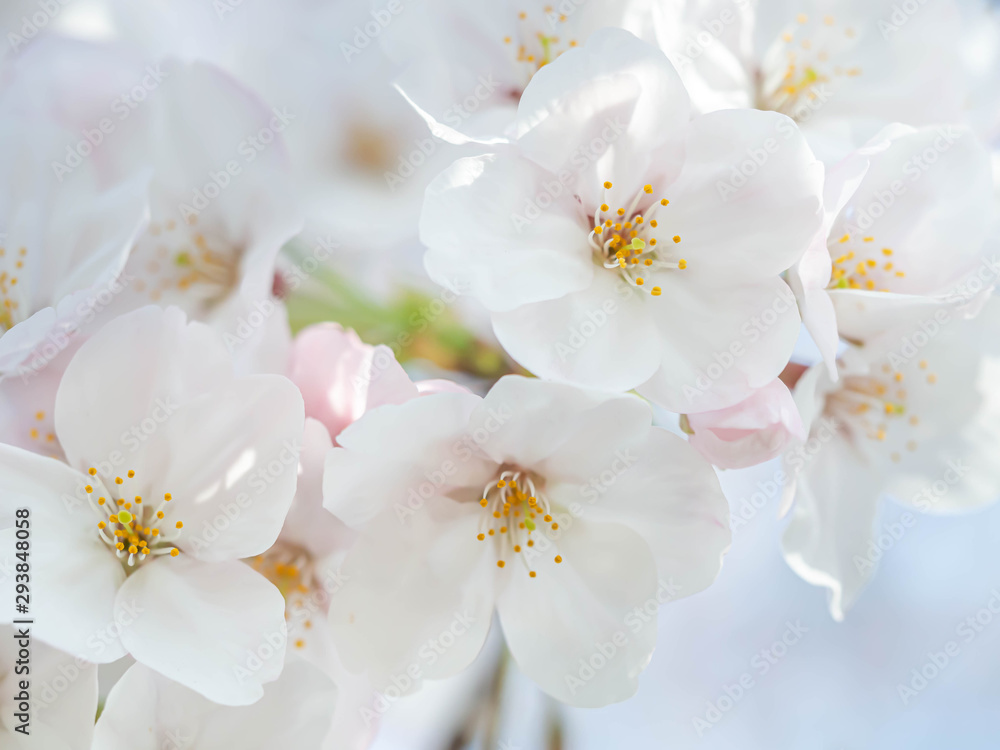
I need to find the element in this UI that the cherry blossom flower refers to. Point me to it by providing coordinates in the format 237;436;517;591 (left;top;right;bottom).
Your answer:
781;309;1000;619
379;0;657;144
789;122;995;374
685;378;806;469
0;306;304;705
421;29;823;412
657;0;981;161
323;375;730;707
1;39;301;342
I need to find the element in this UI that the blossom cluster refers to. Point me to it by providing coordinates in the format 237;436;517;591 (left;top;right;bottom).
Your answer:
0;0;998;747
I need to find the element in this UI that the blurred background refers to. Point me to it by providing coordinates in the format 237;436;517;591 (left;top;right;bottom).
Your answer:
2;0;998;747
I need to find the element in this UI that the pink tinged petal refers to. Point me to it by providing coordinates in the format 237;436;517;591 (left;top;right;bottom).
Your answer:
471;375;651;475
156;373;305;563
0;445;126;663
280;418;354;559
116;555;287;706
54;306;232;483
491;271;662;392
93;660;337;750
687;378;806;469
289;323;419;439
420;154;593;312
496;519;659;707
638;276;801;413
327;500;494;692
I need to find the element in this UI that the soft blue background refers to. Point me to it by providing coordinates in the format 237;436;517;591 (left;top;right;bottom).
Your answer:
373;457;1000;749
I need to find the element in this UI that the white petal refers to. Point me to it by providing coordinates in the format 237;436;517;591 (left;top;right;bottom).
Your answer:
327;500;494;692
497;518;658;707
55;306;232;482
782;435;882;621
550;427;731;596
470;375;652;476
93;660;336;750
154;374;305;563
117;555;287;706
638;276;801;412
0;445;125;662
491;271;661;392
421;154;593;311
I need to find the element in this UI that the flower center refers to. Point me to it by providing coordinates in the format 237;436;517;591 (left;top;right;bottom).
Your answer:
0;245;27;333
828;234;906;292
129;217;240;309
476;470;563;576
250;544;317;650
826;360;936;461
756;13;860;120
588;181;687;297
87;468;183;571
343;122;398;175
503;8;579;89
